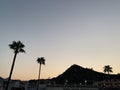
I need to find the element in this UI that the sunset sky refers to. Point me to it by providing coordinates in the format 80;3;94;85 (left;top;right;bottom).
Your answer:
1;0;120;80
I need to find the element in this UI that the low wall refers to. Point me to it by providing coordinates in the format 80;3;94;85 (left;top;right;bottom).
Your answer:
47;87;99;90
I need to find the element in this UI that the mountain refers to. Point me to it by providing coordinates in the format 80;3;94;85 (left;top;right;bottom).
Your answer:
52;64;120;84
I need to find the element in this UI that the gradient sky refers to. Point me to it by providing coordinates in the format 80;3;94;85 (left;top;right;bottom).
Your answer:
1;0;120;80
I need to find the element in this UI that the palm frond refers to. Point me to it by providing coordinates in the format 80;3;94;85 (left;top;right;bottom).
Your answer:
19;49;25;53
37;57;45;65
9;41;25;54
103;65;113;74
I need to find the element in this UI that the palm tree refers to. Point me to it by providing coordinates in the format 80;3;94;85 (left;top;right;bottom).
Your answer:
103;65;113;74
6;41;25;90
36;57;45;90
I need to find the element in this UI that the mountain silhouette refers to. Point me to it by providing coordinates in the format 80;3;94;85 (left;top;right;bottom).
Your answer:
52;64;120;84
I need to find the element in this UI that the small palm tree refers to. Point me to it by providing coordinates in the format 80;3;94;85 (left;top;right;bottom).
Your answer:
37;57;45;90
103;65;113;74
6;41;25;90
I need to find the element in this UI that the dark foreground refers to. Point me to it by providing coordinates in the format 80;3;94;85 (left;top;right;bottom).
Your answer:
99;87;120;90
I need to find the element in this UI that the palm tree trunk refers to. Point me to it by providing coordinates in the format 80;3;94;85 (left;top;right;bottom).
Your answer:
37;64;41;90
5;52;17;90
38;64;41;80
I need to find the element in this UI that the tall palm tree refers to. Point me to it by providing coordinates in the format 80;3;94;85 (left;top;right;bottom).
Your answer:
37;57;45;90
6;41;25;90
103;65;113;74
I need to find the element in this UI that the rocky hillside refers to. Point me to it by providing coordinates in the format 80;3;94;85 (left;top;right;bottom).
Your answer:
52;64;120;84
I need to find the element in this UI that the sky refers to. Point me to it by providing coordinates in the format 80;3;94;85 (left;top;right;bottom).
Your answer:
1;0;120;80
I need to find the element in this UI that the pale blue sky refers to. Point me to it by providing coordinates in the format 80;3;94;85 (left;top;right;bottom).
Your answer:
1;0;120;80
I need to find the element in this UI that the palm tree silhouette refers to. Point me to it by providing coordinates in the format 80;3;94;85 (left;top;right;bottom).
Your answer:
37;57;45;90
5;41;25;90
103;65;113;74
